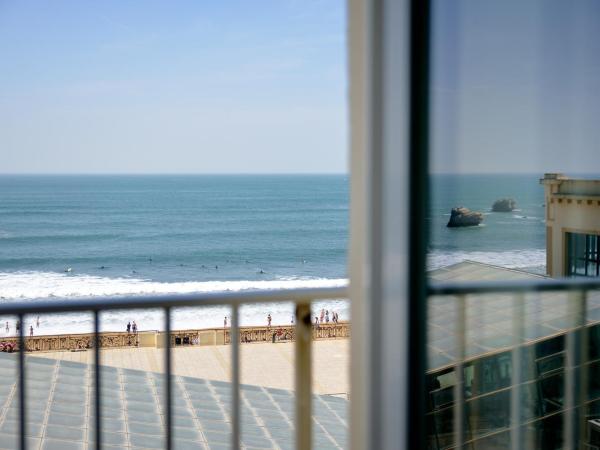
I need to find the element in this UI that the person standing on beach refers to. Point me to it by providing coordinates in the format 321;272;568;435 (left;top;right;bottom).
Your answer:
29;325;33;337
127;322;131;333
224;316;228;327
314;316;319;328
325;311;330;323
320;309;325;323
267;314;272;328
132;321;137;334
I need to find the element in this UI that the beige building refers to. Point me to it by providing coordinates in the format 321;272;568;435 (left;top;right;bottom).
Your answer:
541;173;600;277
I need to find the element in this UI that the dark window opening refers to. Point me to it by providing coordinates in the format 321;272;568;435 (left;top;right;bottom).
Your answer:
566;232;600;277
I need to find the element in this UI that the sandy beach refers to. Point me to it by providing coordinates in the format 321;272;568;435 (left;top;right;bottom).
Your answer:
27;339;350;396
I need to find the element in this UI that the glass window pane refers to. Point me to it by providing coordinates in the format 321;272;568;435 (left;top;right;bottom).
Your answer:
428;1;600;447
465;389;510;439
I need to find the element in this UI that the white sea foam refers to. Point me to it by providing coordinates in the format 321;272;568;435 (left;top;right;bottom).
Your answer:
512;215;540;220
428;249;546;271
0;271;347;300
0;272;348;335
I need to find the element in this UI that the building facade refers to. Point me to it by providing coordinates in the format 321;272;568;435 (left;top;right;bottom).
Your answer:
541;173;600;278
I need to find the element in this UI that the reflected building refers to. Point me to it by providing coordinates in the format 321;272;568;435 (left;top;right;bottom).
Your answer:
426;261;600;449
541;173;600;278
426;175;600;448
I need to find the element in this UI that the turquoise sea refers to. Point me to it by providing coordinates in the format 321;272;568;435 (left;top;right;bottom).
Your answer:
0;174;548;332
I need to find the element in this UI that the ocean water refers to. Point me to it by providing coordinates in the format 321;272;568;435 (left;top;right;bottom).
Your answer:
429;174;546;274
0;174;547;334
0;175;349;333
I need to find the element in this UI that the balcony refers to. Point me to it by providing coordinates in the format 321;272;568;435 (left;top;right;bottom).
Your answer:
5;272;600;449
1;0;599;448
0;285;347;450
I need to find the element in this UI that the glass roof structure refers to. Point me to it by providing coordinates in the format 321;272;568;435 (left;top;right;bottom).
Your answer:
427;261;600;372
0;353;348;450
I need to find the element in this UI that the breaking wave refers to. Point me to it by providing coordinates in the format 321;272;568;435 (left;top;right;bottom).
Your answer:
0;272;348;334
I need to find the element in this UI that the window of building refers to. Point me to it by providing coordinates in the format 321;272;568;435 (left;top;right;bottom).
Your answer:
566;232;600;277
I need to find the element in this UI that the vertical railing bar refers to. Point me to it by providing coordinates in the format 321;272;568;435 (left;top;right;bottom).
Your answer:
295;301;312;450
565;290;585;450
18;313;26;450
231;304;241;450
579;290;589;449
94;310;101;450
510;293;525;449
564;292;575;450
164;307;172;450
453;295;466;449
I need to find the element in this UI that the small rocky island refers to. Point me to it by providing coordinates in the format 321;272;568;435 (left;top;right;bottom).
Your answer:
491;198;516;212
447;207;484;228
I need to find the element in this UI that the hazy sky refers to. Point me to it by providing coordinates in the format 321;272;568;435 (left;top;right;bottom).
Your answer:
431;0;600;174
2;1;600;174
0;1;347;174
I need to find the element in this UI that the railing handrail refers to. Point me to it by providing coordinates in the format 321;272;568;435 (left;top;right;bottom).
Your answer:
428;277;600;296
0;284;348;315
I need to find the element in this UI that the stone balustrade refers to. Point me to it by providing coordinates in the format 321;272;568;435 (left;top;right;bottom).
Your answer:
0;322;350;353
224;322;350;344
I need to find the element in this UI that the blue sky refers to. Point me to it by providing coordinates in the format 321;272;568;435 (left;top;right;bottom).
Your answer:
1;1;599;174
0;0;347;173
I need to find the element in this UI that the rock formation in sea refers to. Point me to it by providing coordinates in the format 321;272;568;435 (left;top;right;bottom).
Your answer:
491;198;516;212
447;207;484;228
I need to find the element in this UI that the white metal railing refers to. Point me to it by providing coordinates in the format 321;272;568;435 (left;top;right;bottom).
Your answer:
0;285;349;450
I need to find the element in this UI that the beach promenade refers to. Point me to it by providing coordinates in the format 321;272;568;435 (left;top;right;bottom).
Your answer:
28;339;350;396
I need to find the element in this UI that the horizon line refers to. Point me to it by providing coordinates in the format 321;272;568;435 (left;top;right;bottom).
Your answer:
0;172;350;176
0;171;597;176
